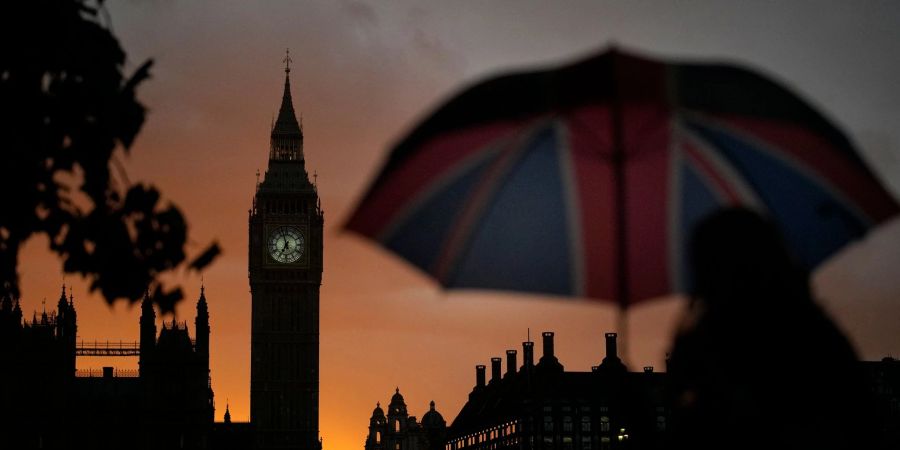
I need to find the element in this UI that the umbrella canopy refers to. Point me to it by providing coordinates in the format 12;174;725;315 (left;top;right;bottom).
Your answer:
345;48;899;307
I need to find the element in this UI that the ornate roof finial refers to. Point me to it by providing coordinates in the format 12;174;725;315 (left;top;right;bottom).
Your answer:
59;283;68;308
283;48;292;74
224;398;232;424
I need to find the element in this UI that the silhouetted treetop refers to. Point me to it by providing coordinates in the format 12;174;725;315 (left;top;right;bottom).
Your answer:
0;0;219;313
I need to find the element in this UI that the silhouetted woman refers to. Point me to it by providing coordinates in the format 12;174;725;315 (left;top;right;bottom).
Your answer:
667;208;876;450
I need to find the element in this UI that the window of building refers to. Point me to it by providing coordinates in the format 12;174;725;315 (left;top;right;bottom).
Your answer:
600;416;610;432
581;416;591;432
544;416;554;432
395;420;400;432
563;416;573;433
600;437;611;450
395;443;401;450
376;431;381;443
581;436;592;450
543;436;554;449
656;416;666;431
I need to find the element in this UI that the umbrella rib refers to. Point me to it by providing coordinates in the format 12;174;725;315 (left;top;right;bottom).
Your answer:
554;119;586;298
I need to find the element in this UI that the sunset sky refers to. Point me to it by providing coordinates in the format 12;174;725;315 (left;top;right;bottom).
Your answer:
16;2;900;450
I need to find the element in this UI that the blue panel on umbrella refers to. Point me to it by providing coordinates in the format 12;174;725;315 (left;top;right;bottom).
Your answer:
448;125;573;295
383;153;499;274
680;161;729;293
686;121;868;269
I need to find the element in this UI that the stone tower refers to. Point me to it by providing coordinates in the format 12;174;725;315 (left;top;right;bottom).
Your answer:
249;51;324;450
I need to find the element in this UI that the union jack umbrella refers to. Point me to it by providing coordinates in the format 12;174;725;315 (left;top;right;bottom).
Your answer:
345;48;899;308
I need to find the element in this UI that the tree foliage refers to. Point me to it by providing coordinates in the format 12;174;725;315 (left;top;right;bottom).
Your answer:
0;0;219;312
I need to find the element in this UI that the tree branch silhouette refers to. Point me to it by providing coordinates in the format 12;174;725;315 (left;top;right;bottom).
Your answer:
0;0;219;313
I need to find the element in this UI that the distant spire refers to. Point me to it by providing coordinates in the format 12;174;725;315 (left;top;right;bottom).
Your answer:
430;400;435;411
58;284;68;310
196;281;209;321
141;289;155;315
224;400;232;424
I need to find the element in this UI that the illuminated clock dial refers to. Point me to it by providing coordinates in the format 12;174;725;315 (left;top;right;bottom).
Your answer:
268;226;304;263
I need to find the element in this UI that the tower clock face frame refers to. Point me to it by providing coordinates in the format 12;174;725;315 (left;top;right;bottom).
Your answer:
267;225;305;264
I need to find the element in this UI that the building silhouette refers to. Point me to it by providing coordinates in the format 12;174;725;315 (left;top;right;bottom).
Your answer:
862;357;900;449
365;388;447;450
248;51;324;450
0;286;215;449
0;56;322;450
445;332;669;450
444;332;900;450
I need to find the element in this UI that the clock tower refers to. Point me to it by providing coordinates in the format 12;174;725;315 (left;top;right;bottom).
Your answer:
249;52;323;450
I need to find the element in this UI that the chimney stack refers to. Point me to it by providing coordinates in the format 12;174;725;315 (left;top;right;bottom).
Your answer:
506;350;517;377
490;357;502;384
522;341;534;368
605;332;618;359
542;332;555;358
598;332;625;371
475;365;486;388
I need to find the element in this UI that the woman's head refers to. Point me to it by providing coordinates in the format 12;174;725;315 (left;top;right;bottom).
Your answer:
689;207;809;308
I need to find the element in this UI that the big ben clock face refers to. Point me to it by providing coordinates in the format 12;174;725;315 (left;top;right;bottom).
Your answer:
268;226;305;264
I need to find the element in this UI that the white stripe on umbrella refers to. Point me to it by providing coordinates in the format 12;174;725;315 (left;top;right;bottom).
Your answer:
554;118;587;297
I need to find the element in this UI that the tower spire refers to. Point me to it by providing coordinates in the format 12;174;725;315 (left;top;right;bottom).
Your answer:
284;48;292;74
270;49;304;161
